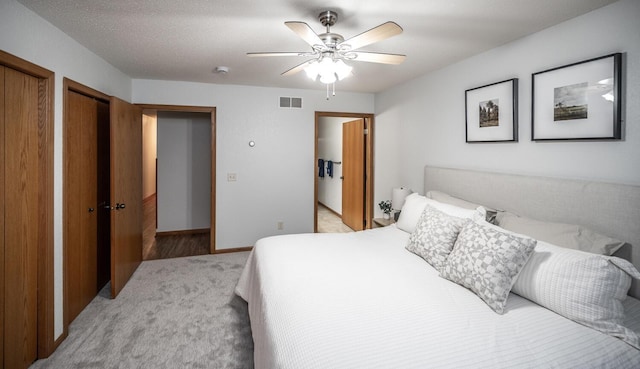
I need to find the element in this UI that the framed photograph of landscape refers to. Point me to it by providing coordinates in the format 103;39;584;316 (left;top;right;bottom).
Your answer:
465;78;518;143
532;53;622;141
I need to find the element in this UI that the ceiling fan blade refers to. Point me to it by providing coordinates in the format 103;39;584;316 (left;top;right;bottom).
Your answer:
247;52;316;57
285;21;325;48
350;51;406;65
281;60;313;76
339;21;403;51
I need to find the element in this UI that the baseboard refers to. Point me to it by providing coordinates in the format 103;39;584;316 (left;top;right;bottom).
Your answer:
213;246;253;254
48;330;68;357
318;202;342;218
155;228;210;237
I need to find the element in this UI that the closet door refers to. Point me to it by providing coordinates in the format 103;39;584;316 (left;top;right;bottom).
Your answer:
110;97;142;298
66;91;99;324
3;66;40;369
0;65;5;369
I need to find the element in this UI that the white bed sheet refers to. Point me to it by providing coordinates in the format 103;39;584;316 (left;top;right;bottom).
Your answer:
235;225;640;369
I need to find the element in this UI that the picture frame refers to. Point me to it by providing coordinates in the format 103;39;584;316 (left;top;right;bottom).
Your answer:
465;78;518;143
532;53;622;141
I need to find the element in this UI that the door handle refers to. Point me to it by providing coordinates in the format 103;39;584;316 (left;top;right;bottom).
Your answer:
115;203;126;210
88;207;95;213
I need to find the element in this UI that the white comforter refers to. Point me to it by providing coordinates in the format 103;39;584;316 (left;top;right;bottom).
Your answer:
235;225;640;369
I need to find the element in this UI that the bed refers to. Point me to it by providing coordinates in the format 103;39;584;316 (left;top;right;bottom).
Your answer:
235;166;640;368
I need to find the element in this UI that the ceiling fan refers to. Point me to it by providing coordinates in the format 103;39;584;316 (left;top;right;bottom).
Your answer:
247;10;406;96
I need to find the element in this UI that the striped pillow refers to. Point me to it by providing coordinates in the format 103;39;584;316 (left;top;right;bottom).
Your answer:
512;241;640;349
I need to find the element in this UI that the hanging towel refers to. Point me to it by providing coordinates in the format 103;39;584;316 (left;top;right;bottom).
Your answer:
318;159;325;178
327;160;333;178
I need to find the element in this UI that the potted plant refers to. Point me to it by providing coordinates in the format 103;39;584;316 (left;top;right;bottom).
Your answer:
378;200;392;220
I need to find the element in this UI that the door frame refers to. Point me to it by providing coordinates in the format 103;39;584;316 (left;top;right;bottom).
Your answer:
62;78;111;337
314;111;374;232
0;50;55;357
136;104;217;254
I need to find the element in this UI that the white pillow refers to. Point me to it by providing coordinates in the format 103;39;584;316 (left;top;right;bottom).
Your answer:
427;190;498;223
396;193;429;233
495;212;625;255
440;220;537;314
513;241;640;349
405;205;468;272
396;193;483;233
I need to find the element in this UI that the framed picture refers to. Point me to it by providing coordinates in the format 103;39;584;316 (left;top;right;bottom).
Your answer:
465;78;518;143
532;53;622;141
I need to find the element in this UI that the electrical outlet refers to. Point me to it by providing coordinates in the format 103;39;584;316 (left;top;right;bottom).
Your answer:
227;173;237;182
277;221;284;230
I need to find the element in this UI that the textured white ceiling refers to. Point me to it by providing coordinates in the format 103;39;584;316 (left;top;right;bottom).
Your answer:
18;0;616;93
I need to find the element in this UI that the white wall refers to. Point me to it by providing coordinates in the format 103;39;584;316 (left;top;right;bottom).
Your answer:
142;111;157;199
374;0;640;217
318;116;353;214
157;111;211;232
0;0;132;340
133;80;374;249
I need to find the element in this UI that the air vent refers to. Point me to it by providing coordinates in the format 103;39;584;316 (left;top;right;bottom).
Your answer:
279;97;302;109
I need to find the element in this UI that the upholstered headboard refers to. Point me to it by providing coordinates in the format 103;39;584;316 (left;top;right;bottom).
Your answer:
424;166;640;298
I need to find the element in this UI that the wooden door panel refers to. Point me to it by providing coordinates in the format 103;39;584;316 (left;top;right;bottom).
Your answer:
342;119;365;231
110;97;143;298
65;90;83;322
0;65;5;369
4;67;39;369
81;95;98;303
65;91;99;324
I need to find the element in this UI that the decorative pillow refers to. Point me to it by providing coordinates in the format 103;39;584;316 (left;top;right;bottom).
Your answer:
495;212;625;255
440;221;536;314
405;205;468;271
427;190;498;223
512;240;640;349
396;193;430;233
396;194;482;233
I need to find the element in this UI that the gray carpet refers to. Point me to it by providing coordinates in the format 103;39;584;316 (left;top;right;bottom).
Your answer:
30;252;253;369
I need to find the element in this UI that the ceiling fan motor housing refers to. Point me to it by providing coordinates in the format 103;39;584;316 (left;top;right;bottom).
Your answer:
319;33;344;48
319;10;338;27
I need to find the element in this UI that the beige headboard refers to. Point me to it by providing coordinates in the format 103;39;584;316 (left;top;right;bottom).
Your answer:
424;166;640;298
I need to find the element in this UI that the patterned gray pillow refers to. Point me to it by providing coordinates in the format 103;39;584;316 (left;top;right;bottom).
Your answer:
405;205;468;271
440;221;537;314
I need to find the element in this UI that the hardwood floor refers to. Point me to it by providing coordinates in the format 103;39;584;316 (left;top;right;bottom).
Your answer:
142;194;210;260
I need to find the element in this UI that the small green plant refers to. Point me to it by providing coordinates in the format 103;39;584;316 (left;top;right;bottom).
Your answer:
378;200;392;214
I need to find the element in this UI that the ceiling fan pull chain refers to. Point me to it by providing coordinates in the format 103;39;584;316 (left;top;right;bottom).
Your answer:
326;83;329;100
332;82;336;96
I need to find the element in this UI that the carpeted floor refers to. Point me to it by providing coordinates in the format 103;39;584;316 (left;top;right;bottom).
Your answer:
30;252;253;369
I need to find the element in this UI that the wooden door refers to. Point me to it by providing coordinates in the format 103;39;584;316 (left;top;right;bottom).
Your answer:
341;119;366;231
0;65;5;368
65;91;99;323
110;97;143;298
3;66;39;368
0;65;5;369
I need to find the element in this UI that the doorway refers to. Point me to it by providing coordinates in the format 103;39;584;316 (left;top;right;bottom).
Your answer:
314;112;374;232
137;104;216;258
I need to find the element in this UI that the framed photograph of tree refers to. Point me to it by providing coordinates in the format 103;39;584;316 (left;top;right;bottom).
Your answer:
532;53;622;141
465;78;518;143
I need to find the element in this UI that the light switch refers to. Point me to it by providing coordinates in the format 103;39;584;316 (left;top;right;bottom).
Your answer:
227;173;237;182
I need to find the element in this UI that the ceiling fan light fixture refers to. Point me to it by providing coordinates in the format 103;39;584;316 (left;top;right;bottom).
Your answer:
334;59;353;80
304;56;352;85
